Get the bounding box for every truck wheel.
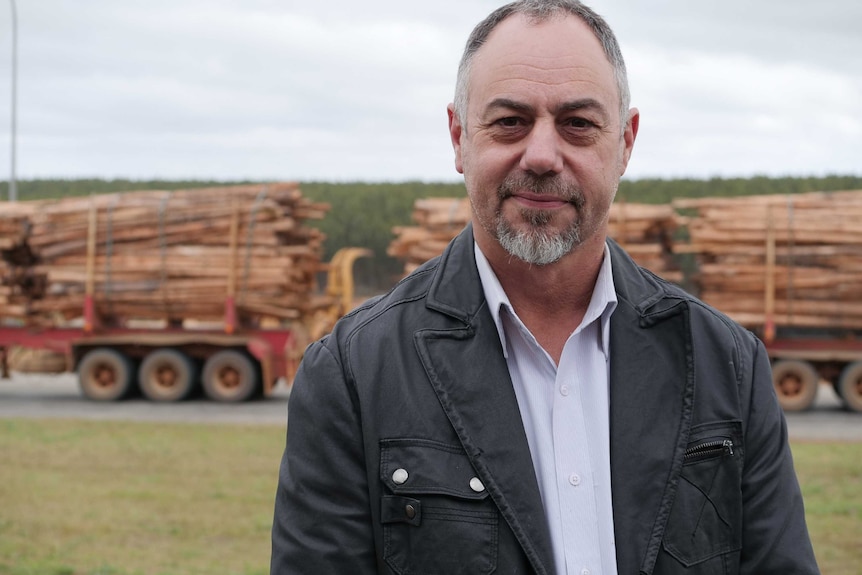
[78,348,135,401]
[837,361,862,413]
[202,350,259,402]
[772,359,819,412]
[138,349,198,402]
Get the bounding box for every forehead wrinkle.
[498,59,606,82]
[477,60,614,106]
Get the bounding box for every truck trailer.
[0,184,369,403]
[674,190,862,413]
[0,304,301,403]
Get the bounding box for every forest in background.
[3,175,861,292]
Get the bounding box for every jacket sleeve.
[270,339,378,574]
[739,336,820,573]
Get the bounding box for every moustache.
[498,173,585,209]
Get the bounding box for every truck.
[1,321,301,403]
[0,184,370,403]
[0,245,370,403]
[673,191,862,414]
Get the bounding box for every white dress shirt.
[474,242,619,575]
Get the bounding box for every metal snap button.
[469,477,485,492]
[392,468,409,485]
[405,504,416,519]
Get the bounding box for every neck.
[478,231,607,363]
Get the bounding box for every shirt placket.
[553,330,603,575]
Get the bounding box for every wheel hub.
[778,374,802,397]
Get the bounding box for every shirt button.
[560,385,570,396]
[392,468,409,485]
[581,569,591,575]
[569,473,581,486]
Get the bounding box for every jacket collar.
[426,224,672,322]
[424,224,487,323]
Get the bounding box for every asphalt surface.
[0,372,860,441]
[0,372,292,427]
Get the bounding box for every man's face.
[448,14,638,265]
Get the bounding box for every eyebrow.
[484,98,535,116]
[555,98,608,118]
[483,97,609,119]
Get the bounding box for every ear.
[447,104,465,174]
[620,107,639,175]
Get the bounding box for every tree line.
[3,175,861,292]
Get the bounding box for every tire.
[138,348,198,402]
[831,378,843,399]
[201,350,260,402]
[837,361,862,413]
[771,359,819,412]
[78,348,135,401]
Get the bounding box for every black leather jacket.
[271,225,819,575]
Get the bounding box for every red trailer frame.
[0,322,302,402]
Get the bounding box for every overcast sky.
[0,0,859,183]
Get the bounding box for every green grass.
[0,419,285,575]
[791,441,862,575]
[0,419,858,574]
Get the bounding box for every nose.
[519,120,563,176]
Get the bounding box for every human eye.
[563,116,596,130]
[495,116,524,128]
[560,115,602,144]
[486,115,529,141]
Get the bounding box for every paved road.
[1,372,860,441]
[0,372,291,427]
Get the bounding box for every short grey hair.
[453,0,631,131]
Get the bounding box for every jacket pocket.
[380,438,498,575]
[661,421,743,570]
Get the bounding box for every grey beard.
[496,215,581,266]
[494,173,584,265]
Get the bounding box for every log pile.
[388,198,471,275]
[609,200,681,283]
[0,183,333,328]
[389,197,681,281]
[673,190,862,330]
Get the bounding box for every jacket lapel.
[414,226,555,575]
[608,241,695,575]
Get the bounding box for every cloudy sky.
[0,0,859,183]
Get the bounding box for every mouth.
[508,192,570,210]
[498,173,584,212]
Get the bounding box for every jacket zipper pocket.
[684,439,734,463]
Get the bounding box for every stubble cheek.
[464,173,497,238]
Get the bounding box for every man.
[271,1,819,573]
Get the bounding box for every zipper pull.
[722,439,734,456]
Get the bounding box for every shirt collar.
[474,241,618,360]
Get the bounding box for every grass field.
[0,419,283,575]
[0,418,859,575]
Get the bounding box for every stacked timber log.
[389,197,681,282]
[0,183,332,328]
[609,200,681,283]
[388,198,471,275]
[673,190,862,331]
[0,202,39,317]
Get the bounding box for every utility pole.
[8,0,17,202]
